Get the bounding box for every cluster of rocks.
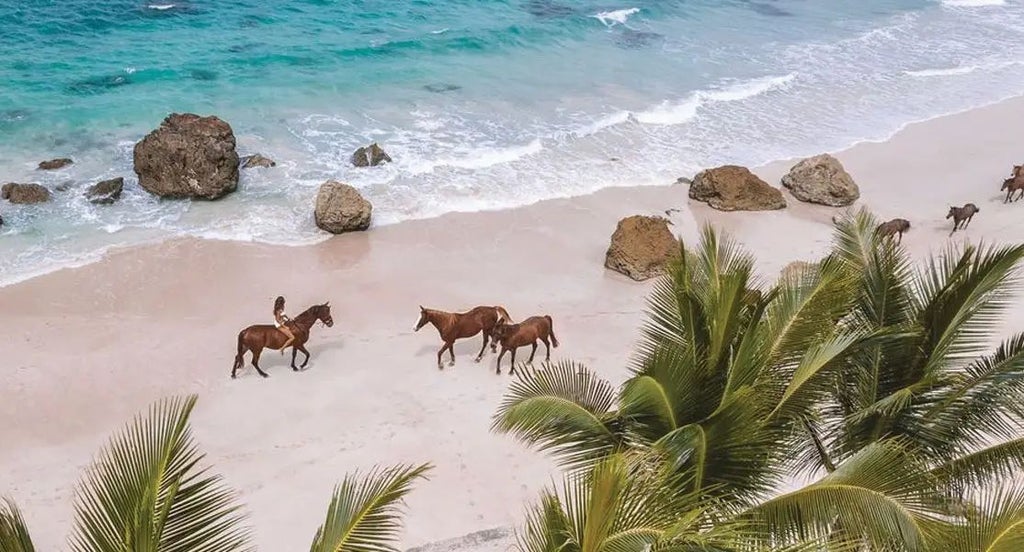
[3,112,388,234]
[604,154,860,281]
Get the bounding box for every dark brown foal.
[491,315,559,375]
[414,305,512,369]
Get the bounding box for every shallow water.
[2,0,1024,284]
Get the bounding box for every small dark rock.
[55,180,75,192]
[85,177,124,204]
[38,157,73,170]
[2,183,51,204]
[241,153,276,169]
[351,143,392,167]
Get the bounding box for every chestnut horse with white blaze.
[232,303,334,378]
[414,305,512,368]
[491,315,559,375]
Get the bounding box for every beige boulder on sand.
[314,180,372,234]
[689,165,786,211]
[604,215,679,281]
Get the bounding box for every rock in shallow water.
[133,113,239,200]
[315,180,372,234]
[241,153,276,168]
[38,157,73,170]
[781,153,859,207]
[351,143,392,167]
[85,177,124,204]
[605,215,679,281]
[2,183,51,204]
[689,165,786,211]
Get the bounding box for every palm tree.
[0,395,430,552]
[495,213,1024,550]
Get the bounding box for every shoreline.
[5,94,1024,549]
[6,90,1024,290]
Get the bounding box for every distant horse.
[232,303,334,378]
[875,218,911,244]
[414,305,512,369]
[1002,166,1024,203]
[947,203,979,236]
[491,315,559,375]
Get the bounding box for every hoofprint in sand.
[4,95,1024,550]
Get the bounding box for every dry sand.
[3,96,1024,550]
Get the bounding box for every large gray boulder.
[781,154,859,207]
[133,113,239,199]
[85,177,124,204]
[604,215,679,281]
[689,165,786,211]
[351,143,392,167]
[315,180,372,233]
[2,183,50,204]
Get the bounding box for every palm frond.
[743,441,945,551]
[310,463,431,552]
[0,498,35,552]
[69,395,252,552]
[929,486,1024,552]
[492,362,625,470]
[931,438,1024,497]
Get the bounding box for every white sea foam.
[592,8,640,27]
[147,3,176,10]
[634,73,796,125]
[942,0,1005,7]
[905,61,1019,78]
[430,28,450,34]
[409,139,544,173]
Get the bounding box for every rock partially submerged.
[38,157,73,170]
[314,180,372,234]
[2,183,51,204]
[241,153,276,169]
[133,113,239,199]
[781,154,859,207]
[604,215,679,281]
[689,165,786,211]
[351,143,392,167]
[85,177,124,204]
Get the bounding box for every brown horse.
[491,315,559,375]
[947,203,979,236]
[232,303,334,378]
[1002,166,1024,203]
[414,305,512,369]
[875,218,910,244]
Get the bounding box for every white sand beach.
[3,96,1024,550]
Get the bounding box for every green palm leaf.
[492,362,625,469]
[309,463,431,552]
[931,438,1024,496]
[0,498,35,552]
[69,395,251,552]
[743,441,945,551]
[930,487,1024,552]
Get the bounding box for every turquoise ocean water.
[1,0,1023,284]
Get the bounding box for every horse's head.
[414,306,430,332]
[898,218,910,231]
[490,320,513,342]
[317,303,334,327]
[946,207,956,219]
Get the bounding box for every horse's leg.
[542,336,552,362]
[896,231,903,245]
[509,348,518,376]
[298,345,311,368]
[232,350,245,379]
[436,344,445,370]
[475,332,488,363]
[291,347,299,371]
[495,348,507,375]
[251,349,269,378]
[527,341,537,364]
[448,341,456,366]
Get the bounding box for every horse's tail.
[233,330,246,372]
[545,315,559,348]
[495,306,512,324]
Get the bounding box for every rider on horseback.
[274,296,295,354]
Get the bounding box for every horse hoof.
[474,357,482,363]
